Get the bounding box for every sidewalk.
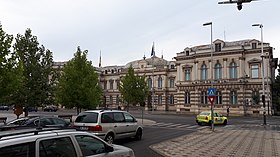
[150,125,280,157]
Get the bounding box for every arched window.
[201,91,207,104]
[169,95,174,104]
[158,77,162,89]
[158,95,162,104]
[201,64,207,80]
[185,69,191,81]
[229,62,237,79]
[215,91,222,104]
[185,92,190,104]
[252,91,260,105]
[214,63,222,80]
[147,78,152,89]
[230,91,238,105]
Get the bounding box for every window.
[116,95,119,105]
[75,112,98,123]
[252,43,257,49]
[147,78,152,89]
[75,135,106,156]
[230,91,238,105]
[104,81,107,90]
[116,80,120,89]
[109,80,114,89]
[109,95,113,104]
[214,63,222,80]
[185,69,191,81]
[215,91,222,104]
[113,112,125,122]
[101,112,114,123]
[171,64,175,69]
[185,92,190,104]
[215,43,221,52]
[0,142,35,157]
[201,64,208,80]
[170,78,175,88]
[229,62,237,79]
[169,95,174,104]
[252,91,260,105]
[158,77,162,89]
[158,95,162,104]
[251,64,259,78]
[124,112,135,122]
[39,137,77,157]
[201,91,207,104]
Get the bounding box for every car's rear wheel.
[223,119,227,125]
[135,128,142,140]
[105,133,114,144]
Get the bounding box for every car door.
[37,136,78,157]
[112,112,127,139]
[123,112,138,137]
[75,135,115,157]
[214,113,223,124]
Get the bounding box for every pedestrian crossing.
[144,122,209,130]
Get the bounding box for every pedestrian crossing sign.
[207,88,216,96]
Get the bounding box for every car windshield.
[199,112,210,116]
[75,112,98,123]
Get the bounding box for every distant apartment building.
[54,39,278,116]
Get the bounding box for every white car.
[0,128,135,157]
[74,110,143,144]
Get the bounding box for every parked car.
[196,111,228,125]
[74,110,143,144]
[0,105,9,111]
[0,128,135,157]
[43,105,58,112]
[0,116,71,131]
[25,106,38,112]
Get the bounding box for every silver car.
[0,128,135,157]
[74,110,143,144]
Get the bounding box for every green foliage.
[0,24,22,104]
[119,66,149,109]
[12,28,55,107]
[55,46,102,111]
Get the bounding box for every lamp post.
[252,23,266,125]
[203,22,214,131]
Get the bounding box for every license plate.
[79,127,88,130]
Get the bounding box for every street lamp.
[252,23,266,125]
[203,22,214,131]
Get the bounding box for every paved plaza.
[150,124,280,157]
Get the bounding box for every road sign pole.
[211,102,214,131]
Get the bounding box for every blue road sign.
[207,88,216,96]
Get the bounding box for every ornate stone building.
[54,39,278,116]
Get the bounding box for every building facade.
[55,39,278,116]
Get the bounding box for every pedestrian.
[118,106,121,110]
[227,107,230,117]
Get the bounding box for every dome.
[124,56,169,68]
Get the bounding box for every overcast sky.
[0,0,279,67]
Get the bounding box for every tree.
[55,46,102,114]
[119,66,149,111]
[12,28,55,115]
[0,23,22,104]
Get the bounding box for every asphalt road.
[1,109,279,157]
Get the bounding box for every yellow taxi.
[196,111,228,125]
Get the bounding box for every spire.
[99,50,101,67]
[161,50,163,59]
